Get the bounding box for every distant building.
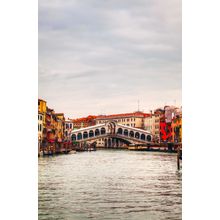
[73,115,97,129]
[64,119,74,141]
[155,106,182,143]
[38,99,47,141]
[95,111,150,129]
[54,113,65,142]
[171,108,182,143]
[38,112,43,140]
[144,113,160,142]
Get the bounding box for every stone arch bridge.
[71,121,154,147]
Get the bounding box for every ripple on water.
[39,150,182,220]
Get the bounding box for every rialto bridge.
[71,121,154,147]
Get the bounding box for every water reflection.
[39,150,182,220]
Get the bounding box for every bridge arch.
[106,121,116,134]
[124,129,128,136]
[83,131,88,139]
[117,128,123,134]
[129,130,134,137]
[89,130,94,138]
[101,127,106,135]
[141,134,145,140]
[77,133,82,140]
[95,129,100,136]
[135,132,140,139]
[147,135,152,142]
[72,134,76,141]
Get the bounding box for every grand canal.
[39,150,182,220]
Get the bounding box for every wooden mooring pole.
[177,144,180,170]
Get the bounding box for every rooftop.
[96,112,150,120]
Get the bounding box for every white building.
[38,113,43,140]
[64,119,74,141]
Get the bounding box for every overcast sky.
[39,0,181,118]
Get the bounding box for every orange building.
[171,116,182,143]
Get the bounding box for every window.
[70,124,72,129]
[40,124,42,131]
[127,118,129,122]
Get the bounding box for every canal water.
[39,150,182,220]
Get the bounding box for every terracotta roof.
[96,112,150,120]
[73,115,97,123]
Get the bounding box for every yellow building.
[38,99,47,141]
[38,99,47,125]
[144,114,160,141]
[54,113,65,141]
[171,117,182,143]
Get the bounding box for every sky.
[39,0,181,118]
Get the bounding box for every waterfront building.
[144,113,160,142]
[38,99,47,137]
[95,111,150,129]
[46,107,56,144]
[94,111,150,147]
[64,119,74,141]
[54,113,65,142]
[155,106,182,143]
[38,112,43,140]
[38,99,47,114]
[171,108,182,143]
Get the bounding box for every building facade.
[95,112,149,129]
[171,116,182,143]
[154,106,182,143]
[144,114,160,142]
[64,119,74,141]
[38,99,47,141]
[38,113,43,140]
[54,113,65,142]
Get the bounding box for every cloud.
[39,0,181,118]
